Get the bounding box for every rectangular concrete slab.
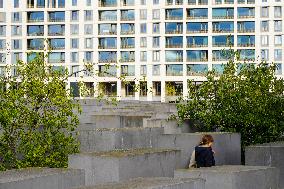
[245,142,284,188]
[71,177,205,189]
[174,165,279,189]
[155,132,241,168]
[0,167,85,189]
[78,127,163,152]
[68,148,181,186]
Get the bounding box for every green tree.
[0,53,80,171]
[176,50,284,150]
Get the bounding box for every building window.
[275,49,282,61]
[84,10,93,21]
[275,35,282,46]
[12,25,21,35]
[274,6,282,18]
[72,0,77,6]
[152,9,160,20]
[84,24,93,35]
[140,65,147,75]
[153,37,160,48]
[85,38,93,49]
[153,0,159,4]
[140,37,147,47]
[71,38,79,49]
[12,12,20,22]
[261,7,269,17]
[71,11,79,21]
[153,65,160,76]
[140,9,147,20]
[153,51,160,61]
[140,51,147,61]
[14,0,19,8]
[71,52,78,62]
[274,20,282,32]
[261,35,269,46]
[153,23,160,34]
[261,21,269,32]
[86,0,91,6]
[261,49,269,61]
[70,24,79,35]
[0,0,3,8]
[12,39,21,50]
[140,23,147,33]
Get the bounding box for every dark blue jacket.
[195,146,215,168]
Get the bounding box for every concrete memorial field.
[0,101,280,189]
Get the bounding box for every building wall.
[0,0,283,102]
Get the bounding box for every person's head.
[199,134,214,147]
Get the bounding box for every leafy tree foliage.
[0,53,80,171]
[177,51,284,148]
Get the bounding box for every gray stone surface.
[245,142,284,188]
[69,148,181,186]
[144,119,190,134]
[155,132,241,168]
[78,115,147,128]
[0,167,85,189]
[71,177,205,189]
[78,127,163,152]
[174,165,279,189]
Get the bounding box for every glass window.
[70,24,79,35]
[153,9,160,19]
[14,0,19,8]
[140,9,147,20]
[274,6,282,18]
[72,0,77,6]
[153,0,159,4]
[84,24,93,35]
[84,10,93,21]
[275,20,282,32]
[140,51,147,61]
[274,49,282,61]
[140,65,147,76]
[140,23,147,33]
[140,37,147,47]
[71,52,78,62]
[261,7,269,17]
[153,65,160,76]
[153,23,160,34]
[261,21,269,32]
[261,35,269,46]
[71,10,79,21]
[275,35,282,46]
[86,0,91,6]
[261,49,269,61]
[71,38,79,48]
[153,37,160,48]
[153,51,160,61]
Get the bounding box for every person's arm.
[188,150,196,168]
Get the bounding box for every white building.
[0,0,283,102]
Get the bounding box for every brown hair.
[199,134,214,145]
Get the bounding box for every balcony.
[187,64,208,76]
[187,36,208,48]
[27,11,44,22]
[212,35,234,47]
[120,52,135,62]
[166,64,183,76]
[166,9,183,20]
[27,39,44,50]
[121,10,135,21]
[98,65,117,77]
[48,39,65,50]
[99,24,117,35]
[237,8,255,19]
[99,52,117,63]
[212,21,234,33]
[212,8,234,19]
[187,22,208,33]
[212,50,234,61]
[187,8,208,19]
[121,0,134,6]
[198,0,208,5]
[237,35,255,47]
[238,49,255,61]
[224,0,234,4]
[98,38,117,49]
[27,25,44,36]
[165,50,183,62]
[98,0,117,7]
[121,23,135,35]
[237,21,255,33]
[166,37,183,48]
[187,50,208,62]
[48,12,65,22]
[99,11,117,21]
[48,25,65,36]
[165,22,183,34]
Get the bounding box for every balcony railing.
[212,29,234,33]
[28,32,44,36]
[48,32,64,36]
[27,46,44,50]
[165,30,183,34]
[187,57,208,62]
[121,44,135,48]
[166,16,183,20]
[212,15,234,19]
[166,58,183,62]
[187,16,208,19]
[187,44,208,48]
[99,16,117,21]
[120,58,135,62]
[238,15,255,19]
[50,46,65,50]
[166,44,183,48]
[48,18,65,22]
[98,45,117,49]
[212,42,231,47]
[99,31,117,35]
[237,29,255,33]
[121,17,135,21]
[48,59,65,63]
[224,0,234,4]
[212,57,228,61]
[186,29,208,33]
[237,43,255,47]
[27,18,44,23]
[120,30,135,35]
[99,59,117,63]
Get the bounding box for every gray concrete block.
[68,148,181,186]
[78,127,163,152]
[0,167,85,189]
[71,177,205,189]
[78,115,147,128]
[245,142,284,188]
[144,119,190,134]
[174,165,279,189]
[155,132,241,168]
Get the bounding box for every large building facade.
[0,0,283,101]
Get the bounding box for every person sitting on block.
[188,134,215,168]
